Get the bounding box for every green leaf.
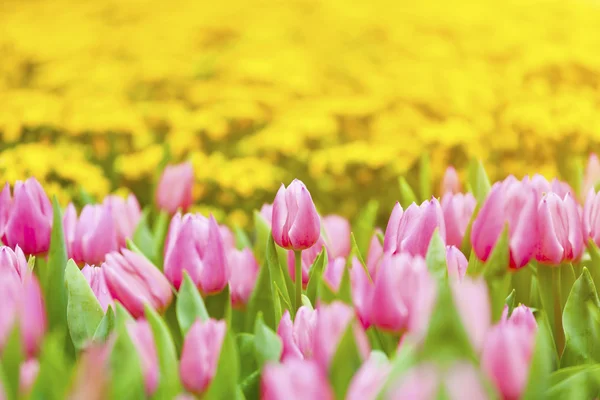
[329,323,363,399]
[266,236,292,313]
[350,232,372,284]
[0,325,23,400]
[126,238,147,259]
[29,330,73,400]
[65,259,104,350]
[419,153,432,201]
[301,294,313,309]
[319,262,353,306]
[425,229,447,281]
[110,318,145,399]
[204,330,240,400]
[273,281,293,312]
[522,313,555,399]
[468,159,491,204]
[246,253,276,332]
[585,239,600,296]
[132,208,155,262]
[561,268,600,367]
[145,305,181,399]
[546,364,600,400]
[505,289,516,316]
[234,226,252,250]
[44,197,68,331]
[352,200,379,257]
[378,342,416,399]
[306,249,327,304]
[488,274,512,323]
[205,286,232,325]
[93,306,115,342]
[398,177,418,208]
[78,186,96,205]
[176,272,209,334]
[27,255,36,271]
[253,312,283,368]
[237,333,258,380]
[114,302,135,324]
[152,210,170,269]
[253,210,271,265]
[460,202,480,256]
[483,225,509,279]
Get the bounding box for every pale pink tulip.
[528,174,573,201]
[442,192,476,247]
[350,257,373,329]
[126,320,159,395]
[583,153,600,198]
[261,359,334,400]
[19,359,40,395]
[322,215,351,259]
[582,189,600,247]
[259,203,273,225]
[156,162,194,214]
[441,166,461,194]
[450,276,491,352]
[366,230,383,278]
[347,356,391,400]
[277,307,317,361]
[228,248,259,307]
[323,257,346,291]
[103,194,141,247]
[0,183,11,241]
[81,264,113,312]
[446,245,468,280]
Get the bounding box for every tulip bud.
[450,276,491,352]
[582,189,600,247]
[277,307,317,361]
[446,245,468,280]
[442,192,476,247]
[103,194,141,248]
[583,153,600,198]
[347,356,391,400]
[471,177,538,269]
[313,301,369,371]
[441,166,460,194]
[164,213,229,293]
[228,248,259,307]
[286,236,328,286]
[366,229,383,278]
[384,199,446,257]
[180,319,226,394]
[272,179,320,250]
[322,215,351,259]
[19,359,39,396]
[81,264,113,312]
[103,249,173,318]
[261,359,334,400]
[503,305,537,335]
[3,178,52,255]
[536,192,583,264]
[156,162,194,214]
[126,320,159,395]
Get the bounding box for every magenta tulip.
[228,248,259,307]
[536,192,583,264]
[103,249,173,318]
[64,203,118,265]
[81,264,113,312]
[346,356,391,400]
[366,229,383,277]
[3,178,52,255]
[446,245,468,280]
[164,213,229,293]
[126,320,159,395]
[441,166,460,194]
[582,188,600,247]
[471,177,538,269]
[261,359,334,400]
[322,215,351,258]
[442,192,476,247]
[450,276,491,352]
[286,236,328,286]
[583,153,600,198]
[103,194,141,247]
[180,319,226,394]
[272,179,320,251]
[277,307,317,361]
[156,162,194,214]
[383,199,446,257]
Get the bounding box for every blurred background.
[2,0,600,227]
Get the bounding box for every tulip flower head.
[286,236,328,286]
[103,194,141,247]
[441,166,460,194]
[366,229,384,278]
[272,179,321,251]
[582,188,600,247]
[322,214,351,259]
[261,359,334,400]
[583,153,600,197]
[450,276,491,352]
[228,248,259,307]
[81,264,113,312]
[277,307,317,361]
[259,203,273,225]
[442,192,476,247]
[155,162,194,214]
[346,356,391,400]
[446,245,468,280]
[126,320,159,396]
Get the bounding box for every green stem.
[295,250,302,313]
[553,267,565,354]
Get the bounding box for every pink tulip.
[64,203,118,265]
[582,189,600,247]
[164,213,229,293]
[126,320,159,395]
[386,363,440,399]
[368,254,437,339]
[81,264,113,312]
[384,199,446,257]
[286,236,328,286]
[3,178,52,255]
[536,192,583,264]
[442,192,476,247]
[180,319,226,394]
[259,203,273,225]
[0,244,29,279]
[272,179,321,251]
[446,245,468,280]
[583,153,600,198]
[527,174,573,202]
[219,225,236,250]
[68,344,110,400]
[322,215,351,259]
[450,276,491,352]
[228,248,259,307]
[323,257,346,291]
[471,177,538,269]
[313,301,369,371]
[350,257,373,329]
[503,305,537,335]
[366,230,383,278]
[103,194,141,247]
[156,162,194,214]
[277,307,317,361]
[19,359,39,395]
[441,166,461,194]
[0,183,11,240]
[347,356,391,400]
[103,249,173,318]
[261,359,334,400]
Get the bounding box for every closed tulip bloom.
[536,192,583,264]
[81,264,113,312]
[347,356,391,400]
[103,249,173,318]
[286,236,328,286]
[446,245,468,280]
[322,215,351,258]
[503,305,537,335]
[313,301,369,371]
[471,177,538,269]
[383,202,403,253]
[261,359,334,400]
[219,225,236,250]
[180,319,226,394]
[442,192,476,247]
[103,194,141,247]
[126,320,159,396]
[3,178,52,255]
[450,277,491,352]
[0,244,29,280]
[64,203,118,265]
[582,189,600,246]
[441,166,461,194]
[583,153,600,198]
[323,257,346,291]
[366,229,383,277]
[228,248,259,307]
[272,179,320,251]
[156,162,194,214]
[164,213,229,293]
[277,307,317,361]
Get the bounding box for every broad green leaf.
[246,254,276,332]
[419,153,432,201]
[468,159,491,204]
[273,281,292,313]
[546,365,600,400]
[561,268,600,367]
[253,210,271,264]
[93,306,115,342]
[239,370,260,400]
[425,229,447,281]
[234,226,252,250]
[45,197,68,331]
[65,259,104,350]
[522,314,554,399]
[133,208,155,262]
[29,330,72,400]
[306,249,327,304]
[301,294,313,309]
[205,286,232,325]
[110,317,145,399]
[329,323,363,399]
[114,302,135,324]
[126,238,147,259]
[366,327,398,357]
[152,210,170,269]
[488,274,512,322]
[511,265,534,307]
[176,272,209,334]
[585,239,600,296]
[253,313,283,368]
[0,325,23,400]
[505,289,516,316]
[266,236,292,312]
[145,305,181,399]
[398,177,418,208]
[352,200,379,257]
[350,232,372,284]
[204,330,240,400]
[237,333,258,380]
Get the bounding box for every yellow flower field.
[2,0,600,226]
